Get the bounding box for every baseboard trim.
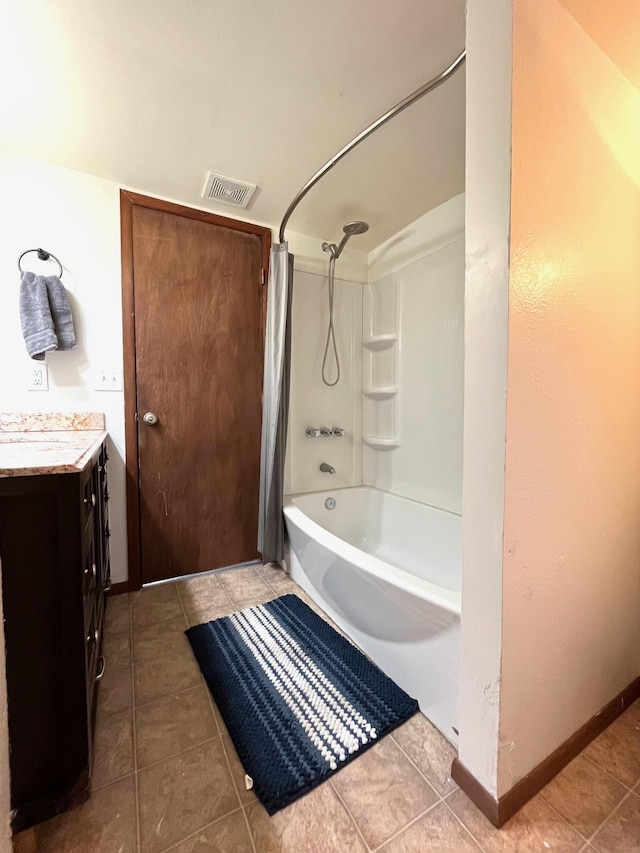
[108,581,132,596]
[451,676,640,827]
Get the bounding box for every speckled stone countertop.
[0,413,107,478]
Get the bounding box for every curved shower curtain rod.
[278,49,466,245]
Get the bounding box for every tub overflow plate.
[325,497,336,510]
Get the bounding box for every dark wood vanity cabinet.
[0,441,111,832]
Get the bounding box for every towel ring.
[17,248,63,279]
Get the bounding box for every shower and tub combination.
[258,50,466,746]
[284,488,462,744]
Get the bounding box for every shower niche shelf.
[362,280,401,450]
[363,333,398,350]
[363,386,398,399]
[363,436,399,449]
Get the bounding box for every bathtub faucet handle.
[319,463,336,474]
[331,427,345,437]
[319,426,332,437]
[305,427,320,438]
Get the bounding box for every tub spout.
[319,462,335,474]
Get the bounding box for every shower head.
[333,220,370,259]
[342,221,369,236]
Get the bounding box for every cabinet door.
[96,445,111,593]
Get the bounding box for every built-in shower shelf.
[363,386,398,399]
[363,435,399,449]
[363,334,398,350]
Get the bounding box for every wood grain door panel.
[131,205,264,583]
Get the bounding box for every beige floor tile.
[131,583,185,629]
[331,735,439,849]
[256,562,283,578]
[218,568,270,604]
[178,573,232,607]
[392,712,458,796]
[540,754,628,838]
[97,664,133,718]
[92,709,135,790]
[230,592,279,610]
[266,578,299,596]
[221,732,257,806]
[132,615,190,664]
[447,789,584,852]
[624,699,640,726]
[135,686,218,768]
[246,783,366,852]
[583,714,640,789]
[104,593,131,634]
[208,695,225,731]
[138,739,239,853]
[591,790,640,853]
[31,775,138,853]
[12,828,38,853]
[258,565,297,592]
[380,802,480,852]
[134,650,203,705]
[103,624,132,669]
[183,599,239,628]
[166,809,253,852]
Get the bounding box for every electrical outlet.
[27,364,49,391]
[95,368,123,392]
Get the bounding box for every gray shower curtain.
[257,243,293,563]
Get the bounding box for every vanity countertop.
[0,413,107,478]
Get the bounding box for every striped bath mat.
[185,593,418,814]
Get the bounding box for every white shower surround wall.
[284,486,462,744]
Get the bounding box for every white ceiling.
[0,0,465,251]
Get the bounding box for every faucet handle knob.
[331,427,345,437]
[305,427,320,438]
[319,426,332,436]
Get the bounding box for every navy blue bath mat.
[185,593,418,814]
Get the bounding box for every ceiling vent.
[202,171,257,209]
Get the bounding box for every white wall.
[287,270,363,494]
[0,150,367,584]
[0,150,129,585]
[457,0,512,798]
[363,196,464,513]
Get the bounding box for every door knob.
[143,411,159,426]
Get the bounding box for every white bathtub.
[283,486,461,746]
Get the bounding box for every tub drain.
[325,497,336,510]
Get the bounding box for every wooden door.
[121,192,270,586]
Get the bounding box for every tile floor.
[13,565,640,852]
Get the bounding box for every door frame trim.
[119,190,272,591]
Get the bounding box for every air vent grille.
[202,172,257,209]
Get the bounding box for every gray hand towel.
[45,275,76,351]
[19,271,57,360]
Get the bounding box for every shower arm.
[278,49,466,245]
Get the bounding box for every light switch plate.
[95,368,123,392]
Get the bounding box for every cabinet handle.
[92,563,97,580]
[94,627,99,644]
[95,656,106,682]
[83,493,96,508]
[102,579,112,593]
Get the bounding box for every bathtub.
[283,486,461,746]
